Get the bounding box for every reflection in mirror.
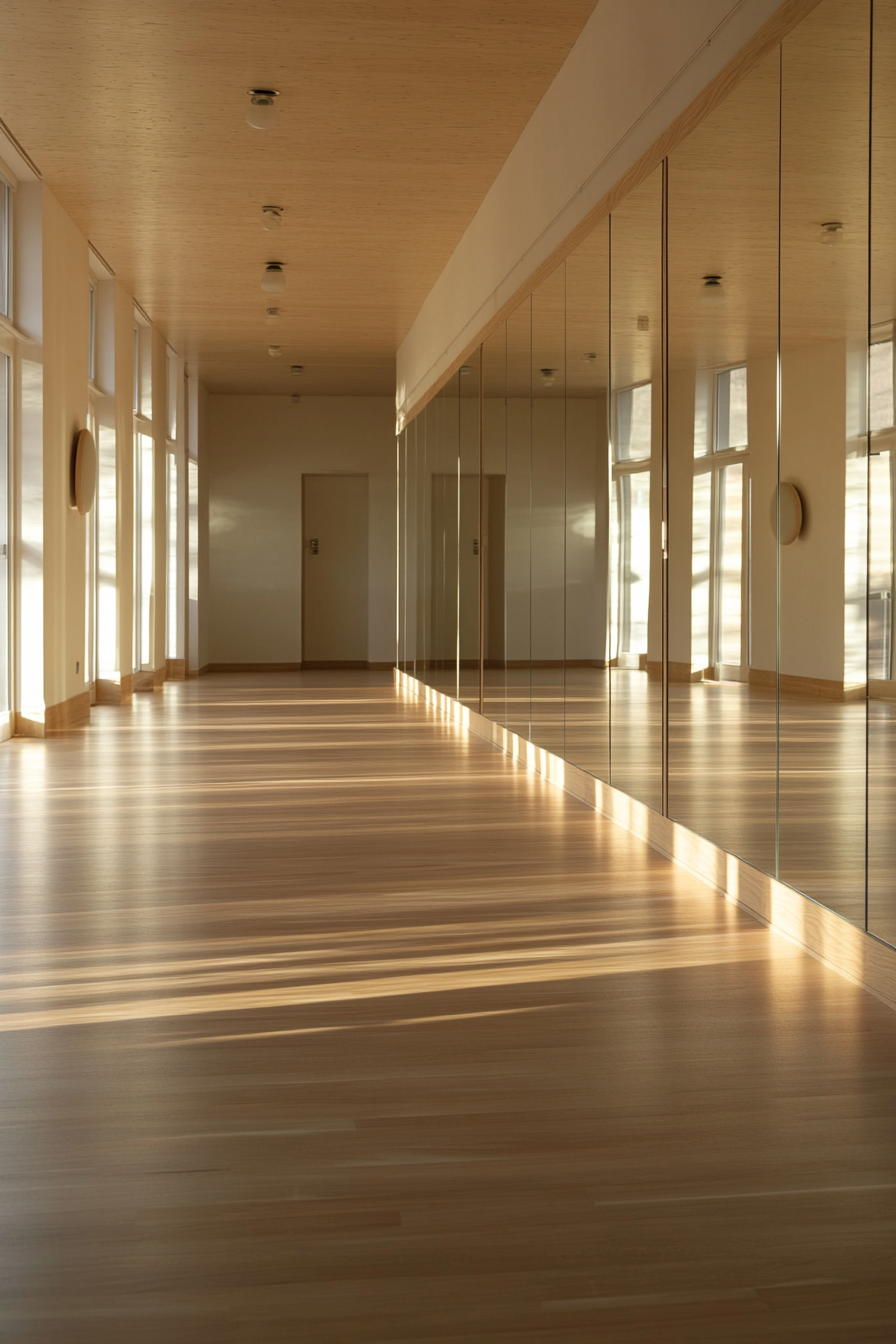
[869,0,896,944]
[608,167,663,811]
[502,298,533,739]
[666,47,779,874]
[397,426,408,673]
[458,354,482,709]
[482,323,510,727]
[426,374,461,697]
[779,0,869,921]
[530,265,567,755]
[564,219,610,781]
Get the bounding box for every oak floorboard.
[0,671,892,1342]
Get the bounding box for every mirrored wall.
[398,0,896,951]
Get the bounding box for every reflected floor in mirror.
[484,668,878,927]
[0,671,893,1343]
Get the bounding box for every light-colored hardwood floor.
[0,671,893,1342]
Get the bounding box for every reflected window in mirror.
[610,382,652,669]
[869,329,895,681]
[691,365,750,681]
[613,382,652,462]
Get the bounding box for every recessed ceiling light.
[262,205,283,231]
[459,364,472,375]
[290,365,304,376]
[268,345,282,358]
[820,221,844,246]
[261,263,286,293]
[541,367,556,387]
[266,307,281,325]
[247,89,280,130]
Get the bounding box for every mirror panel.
[778,0,869,921]
[530,264,567,755]
[458,353,482,709]
[482,323,510,726]
[666,48,780,873]
[869,0,896,944]
[564,219,611,780]
[608,167,663,811]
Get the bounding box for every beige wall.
[208,396,396,666]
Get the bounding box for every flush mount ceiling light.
[701,275,727,306]
[262,205,283,231]
[583,352,597,363]
[247,89,280,130]
[261,263,286,293]
[290,364,304,376]
[820,221,844,246]
[541,367,556,387]
[265,307,281,325]
[268,345,282,358]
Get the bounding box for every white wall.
[396,0,800,424]
[208,396,396,666]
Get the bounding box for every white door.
[302,474,369,666]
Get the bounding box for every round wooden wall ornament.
[71,428,97,514]
[770,481,803,545]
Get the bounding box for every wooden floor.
[0,671,893,1342]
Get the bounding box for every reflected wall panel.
[869,0,896,945]
[458,355,482,709]
[504,298,533,739]
[779,0,869,923]
[530,266,567,755]
[426,375,460,697]
[608,167,663,812]
[666,48,779,875]
[482,324,510,727]
[564,221,610,781]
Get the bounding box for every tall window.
[691,365,749,678]
[0,349,9,713]
[869,334,895,680]
[133,317,153,670]
[0,174,11,319]
[610,383,651,668]
[165,347,180,662]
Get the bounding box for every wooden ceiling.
[0,1,598,394]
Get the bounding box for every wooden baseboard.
[367,662,396,671]
[204,662,304,673]
[166,659,186,682]
[95,674,135,705]
[396,668,896,1015]
[45,691,91,732]
[301,660,368,670]
[750,668,865,701]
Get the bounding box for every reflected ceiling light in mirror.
[290,364,304,376]
[247,89,280,130]
[261,263,286,293]
[583,352,597,363]
[637,315,650,331]
[268,345,282,358]
[262,205,283,230]
[541,368,556,387]
[819,221,844,246]
[459,364,472,376]
[266,307,281,325]
[700,275,726,306]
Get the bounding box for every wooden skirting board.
[204,662,395,673]
[166,658,186,682]
[396,667,896,1014]
[95,674,135,705]
[43,690,92,733]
